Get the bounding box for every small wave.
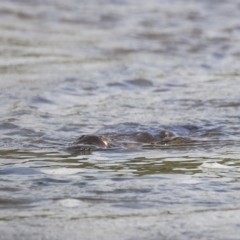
[199,162,235,170]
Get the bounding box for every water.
[0,0,240,239]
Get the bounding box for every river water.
[0,0,240,239]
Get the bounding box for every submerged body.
[68,123,192,153]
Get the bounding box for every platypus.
[68,129,191,153]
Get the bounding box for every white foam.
[41,168,85,175]
[58,199,87,208]
[199,162,235,170]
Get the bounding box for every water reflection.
[1,0,240,239]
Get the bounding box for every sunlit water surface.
[0,0,240,239]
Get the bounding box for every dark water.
[1,0,240,239]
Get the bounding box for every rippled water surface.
[1,0,240,239]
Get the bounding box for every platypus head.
[76,135,110,148]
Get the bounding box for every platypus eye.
[163,131,175,138]
[164,131,170,137]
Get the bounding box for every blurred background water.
[0,0,240,239]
